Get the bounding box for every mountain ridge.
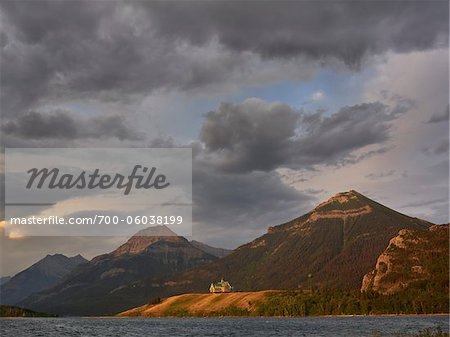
[19,190,434,315]
[0,254,87,305]
[138,190,432,295]
[190,240,232,258]
[19,227,219,315]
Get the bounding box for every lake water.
[0,316,448,337]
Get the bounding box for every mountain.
[19,191,434,315]
[105,225,180,257]
[152,190,431,293]
[190,241,232,258]
[0,277,11,286]
[20,225,218,315]
[111,190,432,301]
[0,254,87,305]
[361,224,449,294]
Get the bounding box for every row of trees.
[254,287,449,317]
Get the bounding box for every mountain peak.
[133,225,178,237]
[308,190,375,222]
[315,190,363,209]
[110,225,184,257]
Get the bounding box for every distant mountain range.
[190,241,232,258]
[19,226,219,315]
[18,190,444,316]
[0,254,87,305]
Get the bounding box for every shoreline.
[112,313,450,319]
[2,313,449,319]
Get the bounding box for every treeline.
[148,286,448,318]
[0,305,58,317]
[254,287,449,317]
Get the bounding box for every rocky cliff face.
[361,224,449,294]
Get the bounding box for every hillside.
[0,276,11,286]
[19,226,218,315]
[111,190,431,303]
[173,191,430,291]
[117,291,272,317]
[0,254,87,305]
[19,191,435,316]
[361,224,449,294]
[118,288,448,318]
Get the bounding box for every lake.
[1,315,448,336]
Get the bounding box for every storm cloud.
[2,110,143,141]
[199,98,408,173]
[1,1,447,118]
[143,1,448,64]
[192,166,315,247]
[427,105,449,123]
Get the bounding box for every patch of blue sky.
[226,66,377,115]
[148,65,378,141]
[43,65,377,142]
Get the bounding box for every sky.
[0,0,449,276]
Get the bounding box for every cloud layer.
[3,110,143,140]
[200,98,409,172]
[1,1,447,118]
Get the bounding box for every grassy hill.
[117,288,449,317]
[117,291,272,317]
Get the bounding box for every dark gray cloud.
[1,1,447,119]
[200,99,300,172]
[294,102,406,166]
[143,1,448,65]
[335,146,393,167]
[365,170,396,180]
[0,1,111,116]
[192,166,315,247]
[427,105,449,123]
[423,138,449,155]
[304,188,324,195]
[2,110,143,141]
[200,99,407,173]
